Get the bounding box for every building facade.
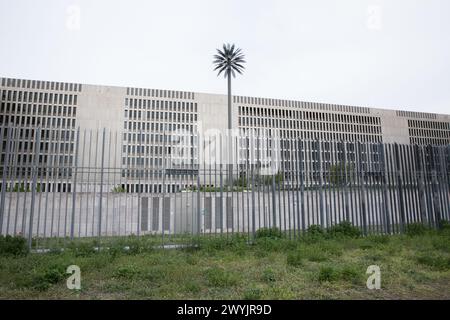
[0,76,449,193]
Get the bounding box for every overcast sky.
[0,0,449,114]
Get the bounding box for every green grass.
[0,229,449,299]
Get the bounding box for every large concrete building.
[1,76,449,193]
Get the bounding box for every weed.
[243,287,262,300]
[340,266,361,284]
[206,267,238,287]
[113,265,141,279]
[286,251,303,267]
[417,255,450,271]
[261,268,276,283]
[184,281,201,293]
[0,235,28,256]
[327,221,361,238]
[255,227,283,239]
[317,266,339,282]
[405,223,429,236]
[31,265,66,291]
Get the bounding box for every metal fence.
[0,125,449,249]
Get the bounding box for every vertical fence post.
[271,135,277,229]
[414,145,427,225]
[357,142,368,235]
[28,127,41,250]
[161,131,167,244]
[342,141,350,222]
[137,129,142,237]
[429,145,442,228]
[196,131,201,237]
[98,128,106,240]
[70,127,80,240]
[394,143,406,233]
[380,142,391,234]
[250,131,256,239]
[317,139,325,228]
[0,126,12,234]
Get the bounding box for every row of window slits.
[1,90,78,105]
[397,110,437,120]
[233,96,370,114]
[1,78,82,92]
[407,119,450,146]
[126,87,194,100]
[237,107,382,143]
[122,94,198,173]
[239,128,382,144]
[238,106,380,124]
[125,98,197,112]
[409,137,450,146]
[408,119,450,131]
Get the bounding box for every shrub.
[206,267,238,287]
[31,265,66,291]
[113,265,142,279]
[0,235,29,256]
[184,281,201,294]
[66,241,96,257]
[307,225,325,237]
[255,227,282,239]
[439,220,450,231]
[431,236,450,252]
[318,266,339,282]
[199,235,246,252]
[417,255,450,271]
[303,248,328,262]
[405,223,428,236]
[261,268,276,283]
[367,235,390,245]
[111,185,126,193]
[327,221,361,238]
[286,251,303,267]
[243,287,262,300]
[340,266,361,283]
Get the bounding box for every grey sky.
[0,0,449,114]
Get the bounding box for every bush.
[31,265,66,291]
[286,251,303,267]
[405,223,428,236]
[255,227,283,239]
[0,235,29,256]
[307,225,325,237]
[367,235,390,245]
[198,235,247,252]
[417,255,450,271]
[66,241,97,257]
[327,221,361,238]
[439,220,450,231]
[431,236,450,252]
[113,265,142,279]
[303,247,328,262]
[206,267,238,287]
[340,266,361,283]
[261,268,276,283]
[317,266,339,282]
[111,185,126,193]
[243,287,262,300]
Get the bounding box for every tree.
[213,44,246,185]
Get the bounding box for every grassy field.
[1,224,450,299]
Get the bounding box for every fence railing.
[0,126,449,249]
